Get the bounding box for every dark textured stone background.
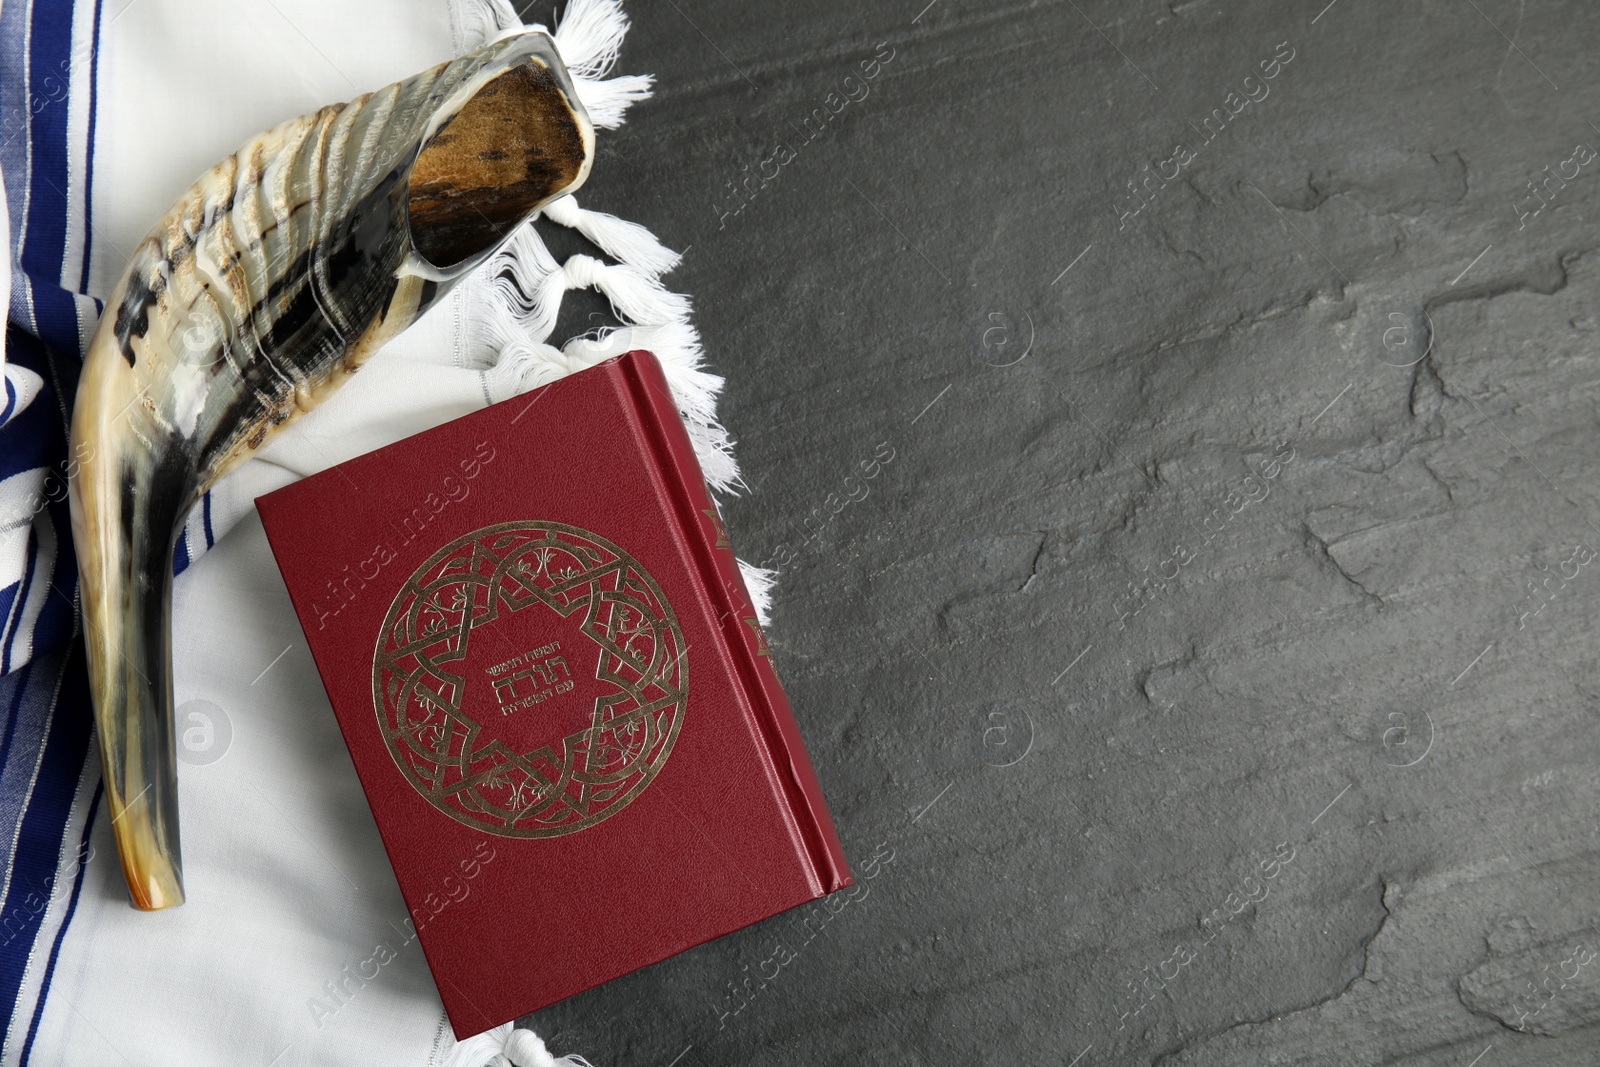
[520,0,1600,1063]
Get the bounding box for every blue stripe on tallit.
[0,642,91,1045]
[0,535,35,674]
[31,497,77,662]
[0,655,37,838]
[0,330,58,484]
[0,0,102,1054]
[18,778,100,1067]
[20,2,71,286]
[75,0,100,296]
[0,586,18,651]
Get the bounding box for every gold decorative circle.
[372,521,687,838]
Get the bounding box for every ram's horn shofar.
[68,30,593,910]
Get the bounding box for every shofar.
[68,29,594,910]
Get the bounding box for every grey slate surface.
[521,0,1600,1062]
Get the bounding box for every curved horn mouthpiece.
[69,30,593,910]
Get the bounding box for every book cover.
[255,350,852,1038]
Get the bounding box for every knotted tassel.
[452,0,774,637]
[442,1023,596,1067]
[541,194,681,277]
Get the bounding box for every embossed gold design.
[702,507,732,549]
[373,522,687,838]
[744,616,771,658]
[700,479,732,548]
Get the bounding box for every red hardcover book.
[256,350,851,1038]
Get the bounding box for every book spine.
[616,352,853,894]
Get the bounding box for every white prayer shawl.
[0,0,769,1063]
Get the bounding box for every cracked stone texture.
[517,0,1600,1063]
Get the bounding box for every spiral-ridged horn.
[68,29,593,910]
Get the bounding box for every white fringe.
[448,0,520,56]
[461,0,654,129]
[449,0,772,617]
[540,0,654,129]
[442,1023,595,1067]
[540,194,680,277]
[738,558,779,616]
